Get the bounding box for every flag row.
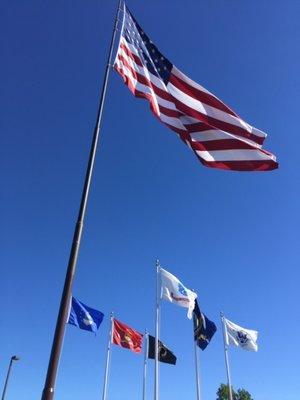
[68,266,258,358]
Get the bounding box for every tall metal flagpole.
[154,260,161,400]
[102,313,114,400]
[41,1,123,399]
[142,330,149,400]
[193,338,201,400]
[220,312,233,400]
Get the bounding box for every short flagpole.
[193,338,201,400]
[154,259,161,400]
[142,330,149,400]
[1,356,20,400]
[102,313,114,400]
[41,1,123,399]
[220,312,233,400]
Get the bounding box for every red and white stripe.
[114,36,278,171]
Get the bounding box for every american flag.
[114,5,278,171]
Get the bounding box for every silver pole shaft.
[102,313,114,400]
[143,331,149,400]
[221,313,233,400]
[193,340,201,400]
[154,260,160,400]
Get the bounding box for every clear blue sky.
[1,1,299,399]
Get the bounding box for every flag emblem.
[83,314,94,326]
[122,333,133,346]
[158,344,167,358]
[237,331,250,346]
[178,283,188,296]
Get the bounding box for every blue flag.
[193,300,217,350]
[68,297,104,334]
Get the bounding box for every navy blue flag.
[68,297,104,334]
[193,300,217,350]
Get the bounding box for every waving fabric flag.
[148,335,177,365]
[114,5,278,171]
[160,268,197,319]
[224,318,258,351]
[113,318,143,353]
[67,297,104,334]
[193,300,217,350]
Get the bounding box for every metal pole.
[102,313,114,400]
[1,356,20,400]
[41,1,123,399]
[220,313,233,400]
[193,340,201,400]
[154,260,161,400]
[142,331,149,400]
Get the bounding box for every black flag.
[148,335,176,365]
[193,300,217,350]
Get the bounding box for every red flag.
[112,318,143,353]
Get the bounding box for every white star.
[83,313,93,326]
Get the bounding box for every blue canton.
[122,7,172,85]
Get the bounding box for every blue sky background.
[1,1,299,399]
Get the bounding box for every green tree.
[236,389,253,400]
[216,383,237,400]
[216,384,253,400]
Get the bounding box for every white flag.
[160,268,197,319]
[224,318,258,351]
